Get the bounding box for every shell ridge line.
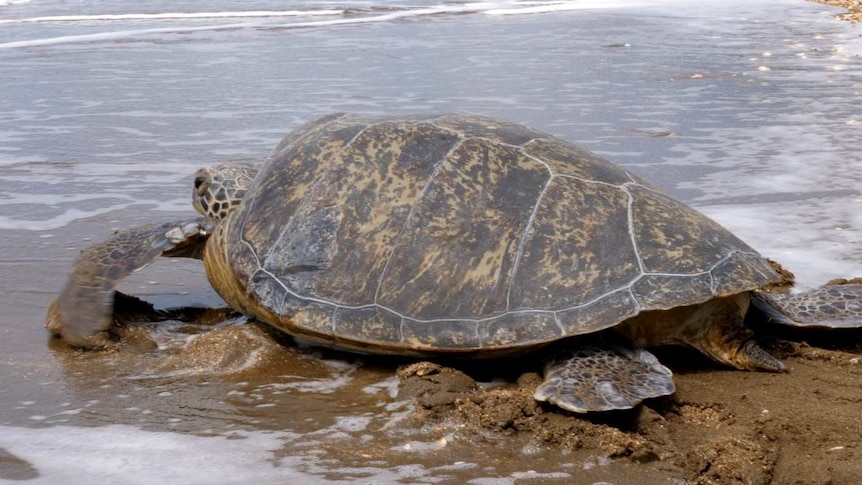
[372,134,466,304]
[505,171,554,312]
[252,261,344,312]
[554,172,627,188]
[398,307,553,324]
[428,113,458,125]
[519,139,631,189]
[642,250,761,279]
[235,113,348,248]
[504,146,638,313]
[262,119,379,266]
[233,186,262,261]
[546,286,639,319]
[622,182,647,275]
[519,137,555,148]
[426,117,465,137]
[623,170,640,185]
[237,239,275,308]
[518,146,555,176]
[254,267,651,326]
[619,274,645,309]
[552,312,564,335]
[706,249,770,292]
[519,142,630,189]
[624,249,766,312]
[627,286,643,313]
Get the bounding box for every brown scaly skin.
[46,219,215,348]
[615,293,785,372]
[46,164,257,350]
[192,163,257,219]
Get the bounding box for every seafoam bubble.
[256,359,358,394]
[0,0,762,50]
[700,199,862,287]
[0,425,309,483]
[0,10,345,25]
[334,415,373,432]
[259,372,354,394]
[362,375,400,399]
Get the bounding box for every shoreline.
[813,0,862,21]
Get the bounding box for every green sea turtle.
[45,113,862,413]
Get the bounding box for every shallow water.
[1,0,861,483]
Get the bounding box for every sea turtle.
[45,113,862,413]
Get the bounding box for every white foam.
[362,375,400,399]
[484,0,655,15]
[266,4,499,29]
[0,9,344,25]
[0,425,307,484]
[0,1,709,50]
[260,367,355,393]
[699,199,862,288]
[0,419,485,483]
[484,0,758,15]
[0,0,30,5]
[0,207,132,231]
[0,22,259,49]
[334,415,373,432]
[0,3,493,49]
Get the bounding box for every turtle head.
[192,163,259,220]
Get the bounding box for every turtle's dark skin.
[46,113,862,413]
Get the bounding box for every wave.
[0,9,344,25]
[485,0,652,15]
[0,160,200,230]
[0,1,669,49]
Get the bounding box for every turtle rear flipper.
[534,342,675,413]
[46,218,214,349]
[752,285,862,329]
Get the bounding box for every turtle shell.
[224,113,780,353]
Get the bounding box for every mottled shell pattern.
[222,113,780,353]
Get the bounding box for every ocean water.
[1,0,861,483]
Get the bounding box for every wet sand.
[397,337,862,484]
[25,283,862,484]
[813,0,862,21]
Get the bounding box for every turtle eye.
[194,176,209,195]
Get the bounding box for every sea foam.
[0,425,304,483]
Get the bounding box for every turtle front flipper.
[534,342,675,413]
[752,285,862,329]
[46,218,215,349]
